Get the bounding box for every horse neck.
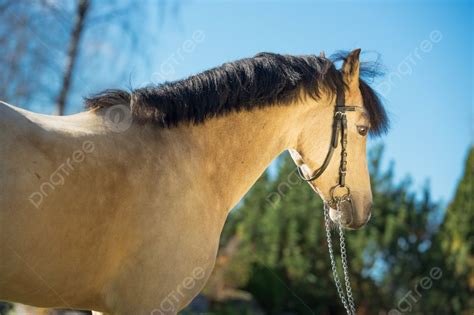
[180,103,307,212]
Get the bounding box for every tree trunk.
[56,0,90,115]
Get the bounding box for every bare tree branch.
[55,0,90,115]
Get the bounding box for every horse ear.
[341,48,361,89]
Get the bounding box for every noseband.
[297,86,357,210]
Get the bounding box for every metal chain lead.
[324,203,357,315]
[338,222,356,314]
[324,203,350,314]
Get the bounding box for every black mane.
[85,52,388,136]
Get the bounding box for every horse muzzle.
[328,196,372,230]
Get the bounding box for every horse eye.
[357,126,369,136]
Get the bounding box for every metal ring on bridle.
[330,184,351,201]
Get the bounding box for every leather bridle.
[297,85,357,210]
[297,66,361,315]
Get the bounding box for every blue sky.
[65,0,472,203]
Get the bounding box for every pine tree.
[425,147,473,313]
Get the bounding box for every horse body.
[0,51,387,314]
[0,101,301,314]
